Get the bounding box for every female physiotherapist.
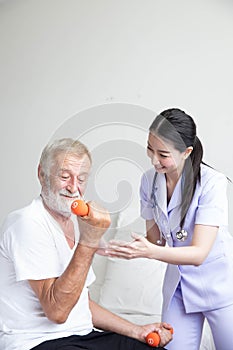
[107,108,233,350]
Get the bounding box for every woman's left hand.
[106,232,155,259]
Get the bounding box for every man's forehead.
[54,152,91,169]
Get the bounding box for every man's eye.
[60,175,70,180]
[160,154,168,158]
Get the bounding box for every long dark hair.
[149,108,203,228]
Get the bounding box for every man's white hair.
[39,138,92,177]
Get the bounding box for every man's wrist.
[77,241,100,252]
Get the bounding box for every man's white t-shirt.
[0,197,95,350]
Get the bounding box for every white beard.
[41,181,80,217]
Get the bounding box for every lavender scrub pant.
[162,286,233,350]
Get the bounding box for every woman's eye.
[147,147,153,153]
[160,154,168,158]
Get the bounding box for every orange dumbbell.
[146,328,173,347]
[71,199,89,216]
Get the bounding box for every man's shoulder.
[1,197,45,232]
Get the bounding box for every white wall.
[0,0,233,231]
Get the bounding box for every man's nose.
[66,178,79,193]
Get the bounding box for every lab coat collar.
[168,175,183,213]
[153,173,167,216]
[154,172,183,215]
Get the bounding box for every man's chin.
[55,202,72,216]
[41,192,73,216]
[46,199,72,217]
[59,210,72,218]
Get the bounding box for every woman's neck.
[165,170,182,203]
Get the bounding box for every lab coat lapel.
[167,176,182,212]
[167,176,183,232]
[155,173,168,217]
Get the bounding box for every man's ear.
[184,146,193,159]
[38,164,44,185]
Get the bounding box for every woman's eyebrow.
[157,149,171,154]
[147,142,170,154]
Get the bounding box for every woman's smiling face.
[147,132,188,178]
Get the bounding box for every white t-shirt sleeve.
[195,172,228,226]
[5,217,60,281]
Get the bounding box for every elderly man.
[0,138,172,350]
